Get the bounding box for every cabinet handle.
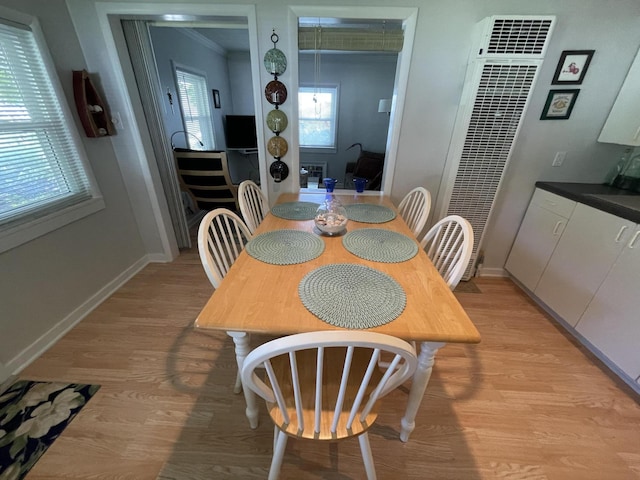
[629,230,640,249]
[552,221,564,235]
[615,225,628,243]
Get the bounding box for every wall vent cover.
[478,16,555,58]
[440,15,555,281]
[447,63,538,279]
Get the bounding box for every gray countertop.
[535,182,640,224]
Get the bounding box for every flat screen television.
[225,115,258,149]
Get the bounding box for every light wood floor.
[20,240,640,479]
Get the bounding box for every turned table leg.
[400,341,445,442]
[227,331,259,429]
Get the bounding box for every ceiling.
[192,28,250,52]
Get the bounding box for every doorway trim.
[67,2,266,260]
[287,6,418,193]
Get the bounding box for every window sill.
[0,197,105,254]
[300,147,337,155]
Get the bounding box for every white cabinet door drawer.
[576,227,640,381]
[505,203,569,291]
[534,203,635,327]
[530,189,576,218]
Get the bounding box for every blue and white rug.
[0,380,100,480]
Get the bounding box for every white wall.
[228,51,255,115]
[0,0,149,381]
[150,26,232,151]
[149,28,259,182]
[3,0,640,383]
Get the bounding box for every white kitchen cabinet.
[576,227,640,382]
[534,203,635,327]
[598,45,640,146]
[505,189,575,291]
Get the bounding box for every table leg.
[227,331,259,429]
[400,341,445,442]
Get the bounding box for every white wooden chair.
[420,214,474,290]
[241,331,417,480]
[397,187,431,237]
[197,208,253,393]
[238,180,269,234]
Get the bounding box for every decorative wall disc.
[264,48,287,76]
[265,80,287,105]
[266,109,288,133]
[267,136,288,158]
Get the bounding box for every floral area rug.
[0,380,100,480]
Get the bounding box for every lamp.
[170,130,204,149]
[378,98,392,115]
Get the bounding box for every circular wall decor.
[266,109,288,133]
[265,80,287,106]
[267,136,288,158]
[264,48,287,76]
[269,159,289,182]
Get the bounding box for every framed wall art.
[540,89,580,120]
[552,50,594,85]
[212,89,221,109]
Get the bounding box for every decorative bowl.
[314,198,348,236]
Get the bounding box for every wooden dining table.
[195,191,480,442]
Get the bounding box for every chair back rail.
[197,208,252,289]
[420,214,474,290]
[241,331,417,440]
[397,187,431,237]
[238,180,269,233]
[174,149,239,212]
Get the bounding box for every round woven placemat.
[246,230,325,265]
[271,201,319,220]
[298,263,406,329]
[344,203,396,223]
[342,229,418,263]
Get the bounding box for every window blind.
[0,21,93,227]
[175,68,214,150]
[298,27,403,52]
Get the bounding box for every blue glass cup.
[323,178,337,192]
[353,177,368,193]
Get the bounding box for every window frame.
[0,9,104,254]
[298,84,339,153]
[173,63,216,150]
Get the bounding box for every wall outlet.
[111,112,123,131]
[552,151,566,167]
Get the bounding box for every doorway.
[122,17,260,247]
[289,6,418,194]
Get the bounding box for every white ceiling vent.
[477,16,555,59]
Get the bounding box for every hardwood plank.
[18,241,639,480]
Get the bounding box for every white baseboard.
[4,255,151,380]
[476,266,509,277]
[147,252,173,263]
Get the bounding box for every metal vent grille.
[485,18,553,56]
[446,64,538,279]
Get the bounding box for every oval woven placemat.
[271,201,320,220]
[342,229,418,263]
[298,263,406,328]
[344,203,396,223]
[246,230,325,265]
